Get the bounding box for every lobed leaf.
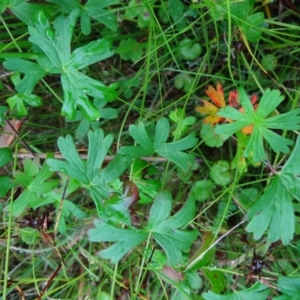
[255,88,284,118]
[215,87,300,162]
[88,219,147,263]
[88,191,197,265]
[66,39,114,70]
[129,122,154,151]
[246,135,300,244]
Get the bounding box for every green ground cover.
[1,0,300,299]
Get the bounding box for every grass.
[1,0,300,299]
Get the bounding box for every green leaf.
[3,60,47,94]
[7,93,42,116]
[19,227,39,245]
[168,0,187,30]
[174,73,193,93]
[278,276,300,297]
[28,10,79,68]
[66,39,114,70]
[87,130,114,180]
[0,106,8,125]
[202,269,226,294]
[6,94,26,116]
[210,160,231,186]
[178,38,202,61]
[169,109,196,138]
[190,180,215,202]
[10,2,55,27]
[156,132,198,172]
[243,12,265,42]
[124,0,151,28]
[88,220,147,263]
[147,191,173,228]
[202,282,270,300]
[149,192,197,265]
[47,134,89,184]
[246,176,295,244]
[0,176,13,197]
[48,0,119,33]
[116,38,144,62]
[0,0,24,13]
[47,129,132,217]
[86,0,119,32]
[120,118,197,171]
[155,118,170,149]
[215,87,300,162]
[200,123,225,148]
[207,0,255,22]
[88,191,197,265]
[6,160,59,216]
[4,10,118,121]
[255,89,284,118]
[128,122,155,151]
[246,134,300,244]
[0,148,12,167]
[80,9,91,35]
[262,54,277,71]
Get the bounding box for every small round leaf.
[210,160,231,186]
[179,38,202,61]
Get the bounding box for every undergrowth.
[1,0,300,299]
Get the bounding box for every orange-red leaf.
[205,83,225,108]
[195,100,223,124]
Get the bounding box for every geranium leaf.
[125,118,198,171]
[246,134,300,244]
[6,160,59,217]
[88,191,196,265]
[215,87,300,162]
[4,10,117,121]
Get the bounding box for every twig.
[13,152,169,162]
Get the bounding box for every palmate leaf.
[246,134,300,244]
[119,118,198,172]
[47,129,132,216]
[6,159,59,216]
[48,0,119,34]
[215,87,300,162]
[4,10,118,121]
[87,191,197,265]
[148,191,198,265]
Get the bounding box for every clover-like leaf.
[116,38,144,62]
[179,38,202,61]
[210,160,231,186]
[124,0,151,28]
[169,108,196,138]
[215,87,300,162]
[174,73,194,93]
[200,123,225,148]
